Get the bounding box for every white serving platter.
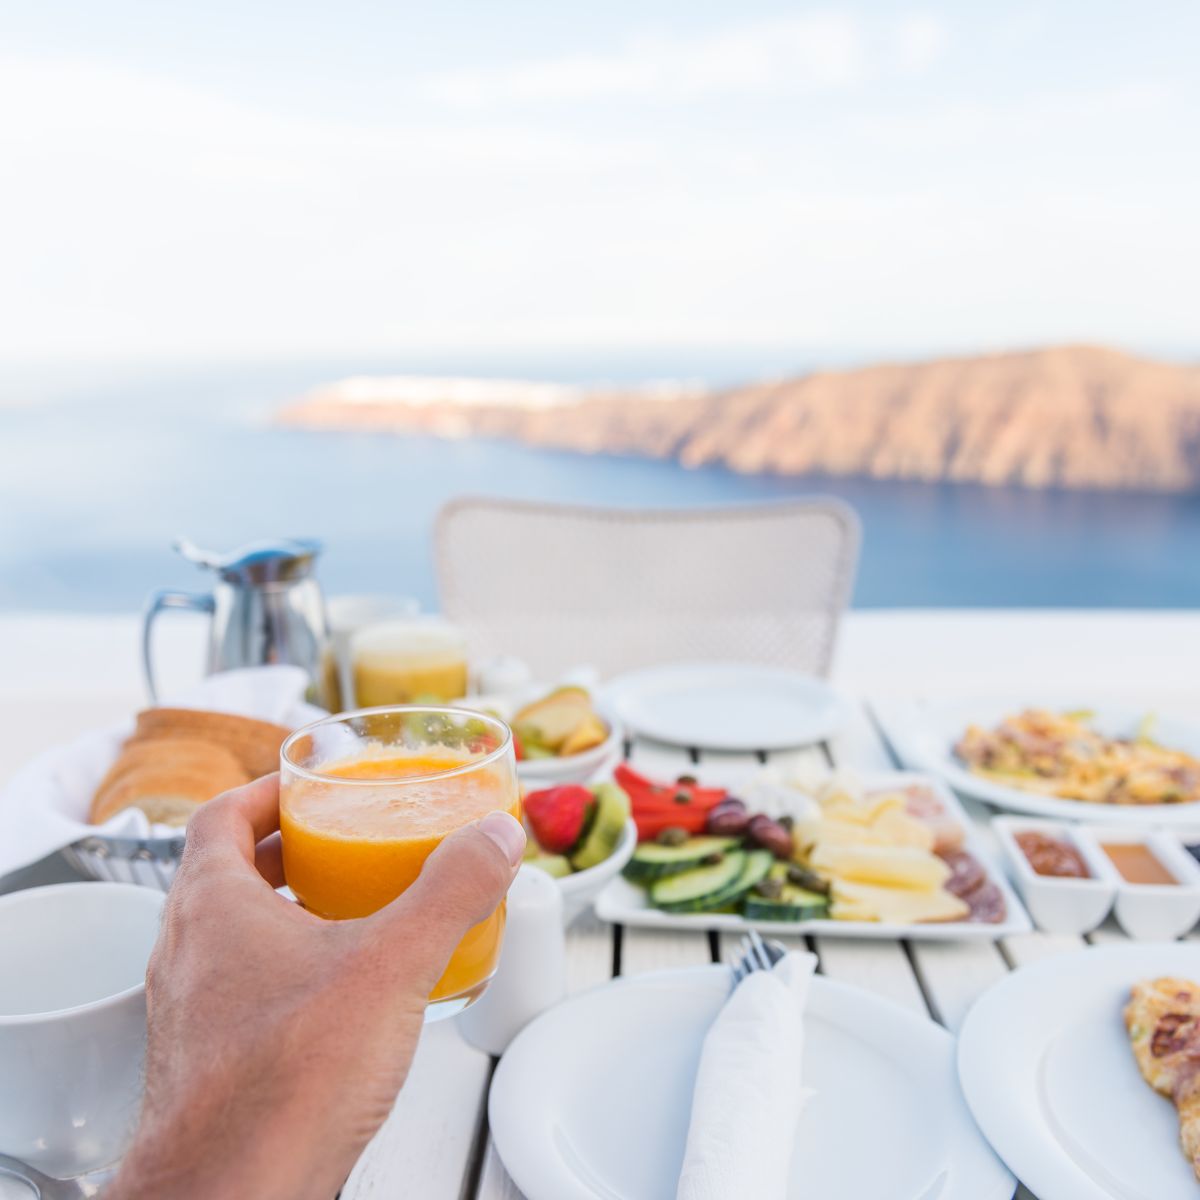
[958,942,1200,1200]
[874,696,1200,830]
[594,771,1031,941]
[489,964,1014,1200]
[602,662,851,751]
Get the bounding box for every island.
[277,345,1200,492]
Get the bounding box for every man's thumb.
[373,812,525,990]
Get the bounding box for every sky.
[2,0,1198,367]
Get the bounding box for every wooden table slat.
[1000,931,1087,968]
[620,927,715,975]
[563,911,616,994]
[811,936,931,1016]
[904,940,1010,1033]
[475,1141,526,1200]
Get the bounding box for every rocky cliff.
[279,346,1200,491]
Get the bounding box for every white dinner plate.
[595,771,1032,941]
[489,965,1013,1200]
[874,697,1200,829]
[958,943,1200,1200]
[602,662,851,751]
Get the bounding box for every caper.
[700,852,725,866]
[656,826,689,847]
[754,877,784,900]
[676,774,698,785]
[673,790,692,805]
[777,814,795,832]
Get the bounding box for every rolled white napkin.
[677,951,817,1200]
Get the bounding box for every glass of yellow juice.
[279,705,519,1021]
[351,618,469,707]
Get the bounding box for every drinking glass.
[350,618,469,707]
[323,594,421,712]
[280,706,519,1020]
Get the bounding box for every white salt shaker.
[458,865,566,1055]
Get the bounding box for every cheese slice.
[820,790,904,825]
[830,880,969,924]
[810,843,951,891]
[812,811,935,852]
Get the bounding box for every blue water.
[1,359,1198,611]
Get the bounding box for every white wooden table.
[3,609,1198,1200]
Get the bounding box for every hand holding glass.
[280,706,520,1019]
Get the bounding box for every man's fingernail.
[479,811,526,867]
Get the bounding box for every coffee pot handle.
[142,589,216,702]
[0,1150,115,1198]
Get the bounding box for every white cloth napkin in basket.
[0,666,323,878]
[677,951,817,1200]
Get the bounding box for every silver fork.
[729,928,788,986]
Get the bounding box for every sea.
[1,355,1198,613]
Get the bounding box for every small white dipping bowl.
[0,882,164,1177]
[552,818,638,925]
[1085,827,1200,941]
[993,817,1114,936]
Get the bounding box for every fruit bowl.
[515,703,622,787]
[554,817,637,925]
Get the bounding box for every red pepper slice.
[617,764,725,800]
[633,807,709,841]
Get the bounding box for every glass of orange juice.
[350,618,469,707]
[279,705,519,1021]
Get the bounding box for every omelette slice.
[1124,977,1200,1181]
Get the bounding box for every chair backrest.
[434,497,860,681]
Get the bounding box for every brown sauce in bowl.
[1101,842,1177,885]
[1014,831,1090,878]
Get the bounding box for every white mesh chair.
[435,497,860,681]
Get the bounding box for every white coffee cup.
[0,882,164,1177]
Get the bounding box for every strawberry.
[524,785,592,854]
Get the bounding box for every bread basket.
[0,667,326,891]
[62,831,188,890]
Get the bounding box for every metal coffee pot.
[143,537,329,702]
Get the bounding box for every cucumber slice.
[653,849,775,914]
[624,836,739,882]
[649,851,746,909]
[743,885,830,923]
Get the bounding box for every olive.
[746,814,794,859]
[705,804,751,836]
[656,826,689,847]
[786,863,831,894]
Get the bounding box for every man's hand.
[108,774,525,1200]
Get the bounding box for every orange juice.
[353,657,468,707]
[281,749,520,1003]
[350,619,468,706]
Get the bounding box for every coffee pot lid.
[173,537,321,586]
